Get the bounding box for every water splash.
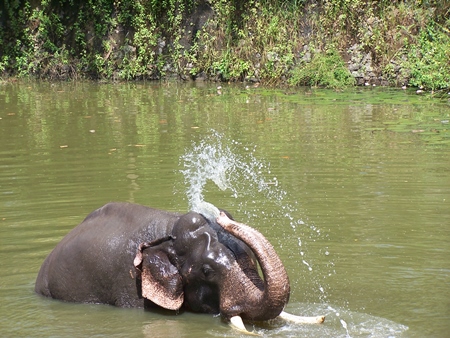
[179,131,407,337]
[243,303,409,338]
[180,130,328,301]
[180,131,286,212]
[191,201,220,223]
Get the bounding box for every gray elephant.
[35,202,324,333]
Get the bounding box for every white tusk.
[229,316,260,336]
[279,311,325,324]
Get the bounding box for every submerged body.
[35,203,178,307]
[36,202,324,331]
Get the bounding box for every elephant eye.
[202,264,214,279]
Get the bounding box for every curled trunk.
[216,212,290,321]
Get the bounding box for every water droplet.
[180,131,330,303]
[180,131,288,211]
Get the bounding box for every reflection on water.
[0,82,449,337]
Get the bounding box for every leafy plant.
[289,47,355,88]
[403,22,450,90]
[212,52,250,81]
[0,0,448,89]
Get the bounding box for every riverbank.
[1,1,449,91]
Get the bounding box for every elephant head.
[133,210,290,321]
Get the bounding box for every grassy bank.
[1,1,449,90]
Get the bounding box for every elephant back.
[35,202,180,307]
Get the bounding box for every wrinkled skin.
[35,202,290,321]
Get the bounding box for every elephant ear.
[134,241,184,310]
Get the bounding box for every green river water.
[0,82,449,337]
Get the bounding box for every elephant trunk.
[216,212,290,321]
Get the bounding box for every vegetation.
[0,0,449,90]
[289,47,356,89]
[403,22,450,90]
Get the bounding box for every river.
[0,81,449,337]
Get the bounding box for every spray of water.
[180,131,340,324]
[179,131,324,278]
[180,131,286,217]
[179,131,408,337]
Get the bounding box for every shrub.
[403,22,450,90]
[289,47,355,89]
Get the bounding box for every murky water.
[1,82,449,337]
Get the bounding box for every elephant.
[35,202,324,333]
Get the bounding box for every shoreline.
[1,1,449,91]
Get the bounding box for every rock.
[195,72,208,81]
[157,38,166,55]
[348,63,360,71]
[302,52,312,63]
[267,52,279,62]
[245,76,260,83]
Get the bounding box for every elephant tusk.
[229,316,260,336]
[229,313,323,335]
[278,311,325,324]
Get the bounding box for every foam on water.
[204,303,408,337]
[288,303,408,338]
